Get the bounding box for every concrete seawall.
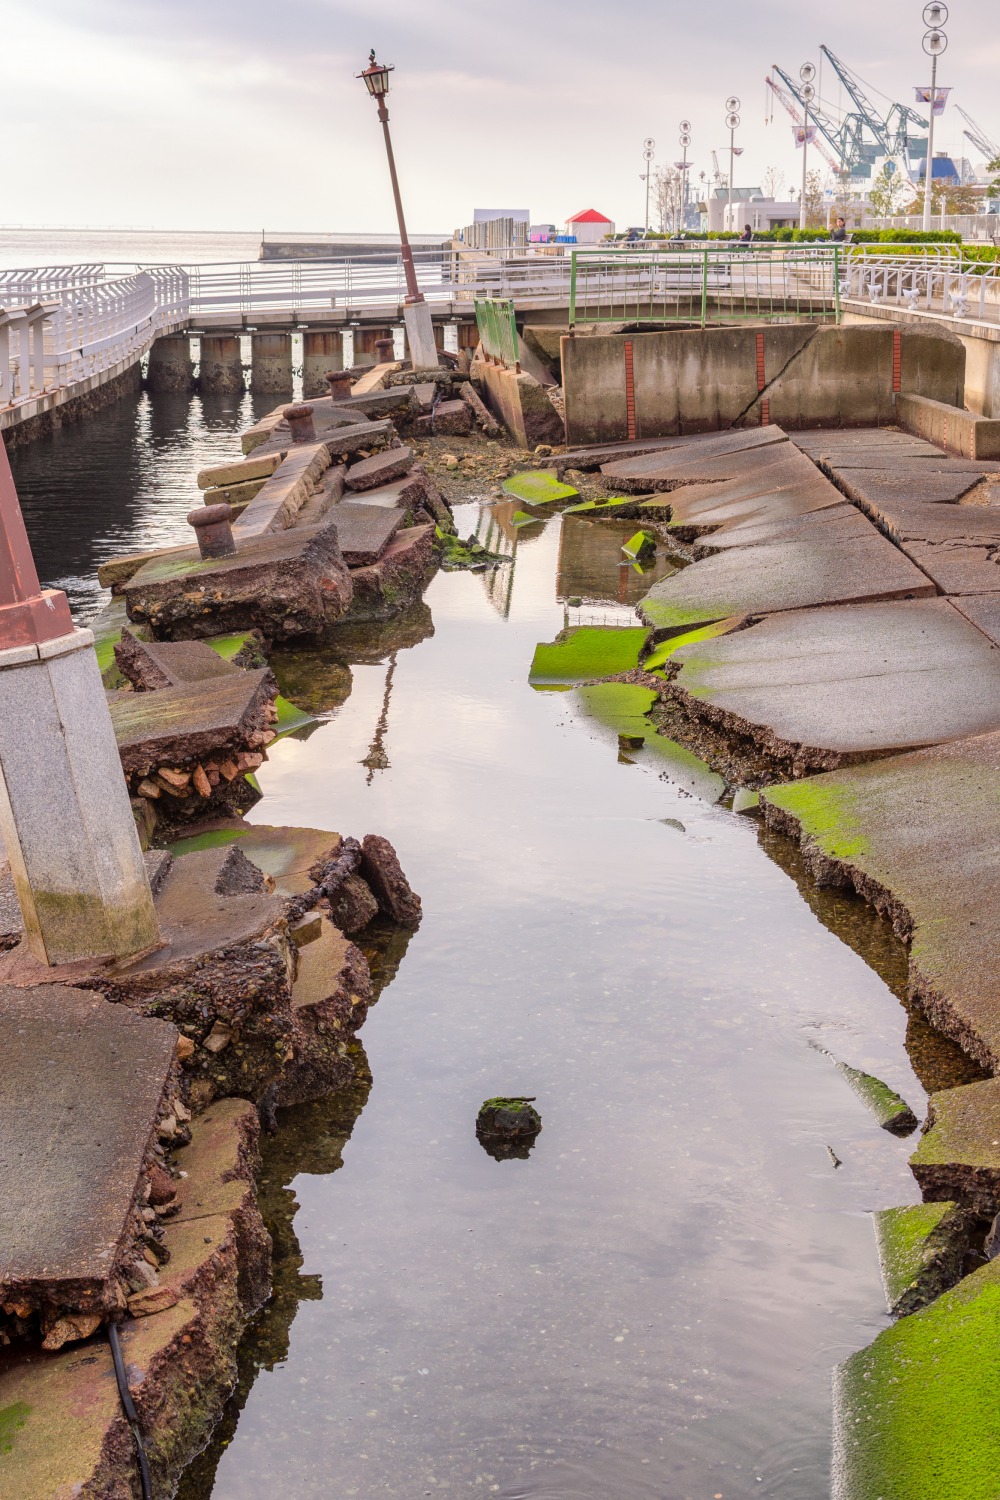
[561,324,966,446]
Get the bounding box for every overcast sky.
[3,0,998,234]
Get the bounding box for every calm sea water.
[10,391,956,1498]
[0,227,449,271]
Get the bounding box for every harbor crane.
[956,106,1000,163]
[765,74,842,175]
[771,45,928,176]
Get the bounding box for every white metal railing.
[859,213,1000,244]
[0,266,190,411]
[840,247,1000,326]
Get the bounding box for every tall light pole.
[798,63,817,230]
[642,138,656,234]
[919,3,949,232]
[676,120,692,233]
[725,98,741,233]
[357,49,439,367]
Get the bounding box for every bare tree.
[762,166,786,200]
[654,165,684,233]
[804,169,826,228]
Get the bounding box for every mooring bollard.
[326,370,353,402]
[374,336,395,364]
[188,502,236,559]
[283,402,317,443]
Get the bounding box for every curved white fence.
[0,266,189,413]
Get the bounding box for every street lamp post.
[725,98,741,233]
[357,49,439,367]
[798,63,817,230]
[642,138,656,234]
[919,3,949,232]
[676,121,692,234]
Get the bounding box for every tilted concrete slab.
[761,733,1000,1071]
[601,426,788,491]
[836,489,1000,595]
[669,598,1000,771]
[327,501,404,565]
[0,984,176,1317]
[790,427,941,458]
[114,633,242,691]
[536,436,694,471]
[109,667,275,780]
[950,593,1000,645]
[640,529,934,632]
[658,461,846,542]
[123,518,353,641]
[170,823,342,896]
[692,503,874,556]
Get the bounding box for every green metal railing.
[474,297,520,368]
[567,245,843,328]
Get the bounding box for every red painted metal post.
[375,96,423,305]
[0,441,75,648]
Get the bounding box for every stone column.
[402,300,441,370]
[250,333,293,394]
[353,326,394,367]
[0,447,159,966]
[146,335,194,392]
[303,331,344,398]
[199,335,245,394]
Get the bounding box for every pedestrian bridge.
[3,242,1000,435]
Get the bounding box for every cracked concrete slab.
[640,528,934,632]
[601,426,788,491]
[0,984,176,1313]
[668,597,1000,770]
[761,729,1000,1069]
[691,503,874,556]
[831,468,985,508]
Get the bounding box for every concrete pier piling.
[353,326,394,368]
[0,446,159,965]
[250,333,293,394]
[146,334,194,393]
[199,335,245,394]
[303,331,344,398]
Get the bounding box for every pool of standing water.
[11,391,945,1499]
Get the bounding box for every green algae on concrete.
[529,626,649,685]
[502,470,579,505]
[761,778,870,863]
[0,1403,30,1456]
[873,1201,966,1316]
[642,618,739,673]
[639,592,733,633]
[574,683,725,802]
[833,1258,1000,1500]
[562,495,635,516]
[622,530,656,562]
[837,1060,918,1134]
[910,1078,1000,1213]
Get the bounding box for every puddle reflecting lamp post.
[919,3,949,232]
[358,49,439,368]
[0,443,159,965]
[797,64,817,230]
[725,98,741,233]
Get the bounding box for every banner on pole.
[792,126,818,147]
[915,86,951,115]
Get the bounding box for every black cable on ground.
[107,1320,153,1500]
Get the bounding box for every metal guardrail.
[567,245,844,327]
[840,249,1000,325]
[474,298,519,368]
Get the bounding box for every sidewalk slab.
[761,725,1000,1067]
[0,984,176,1325]
[601,426,788,492]
[640,528,934,632]
[670,597,1000,770]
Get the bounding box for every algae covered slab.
[873,1201,966,1316]
[837,1060,918,1135]
[502,470,579,505]
[910,1078,1000,1214]
[529,626,649,685]
[833,1259,1000,1500]
[642,618,740,673]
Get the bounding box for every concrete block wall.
[560,323,967,446]
[896,392,1000,460]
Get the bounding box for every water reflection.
[10,389,276,620]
